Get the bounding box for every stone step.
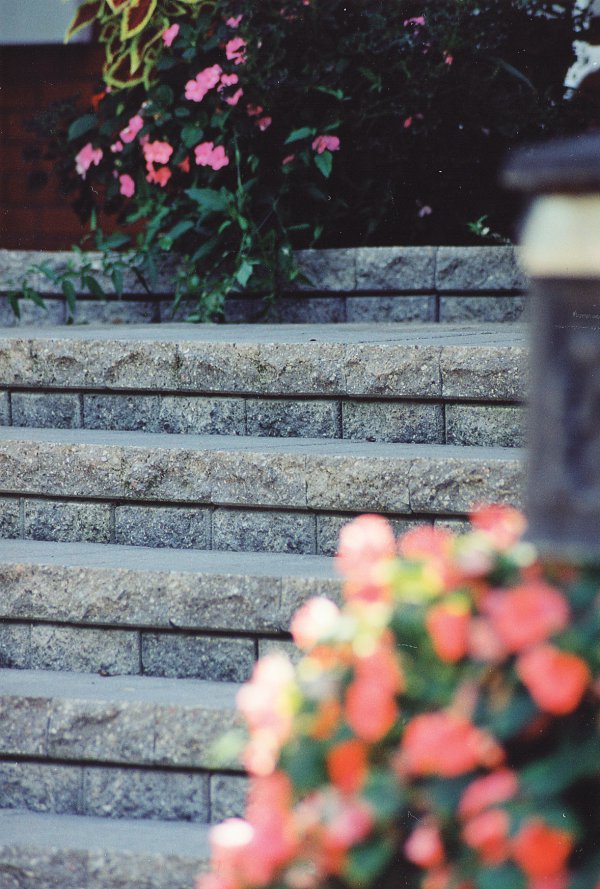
[0,808,210,888]
[0,668,245,828]
[0,427,524,554]
[0,539,337,678]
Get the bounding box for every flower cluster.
[200,507,600,889]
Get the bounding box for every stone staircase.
[0,248,527,888]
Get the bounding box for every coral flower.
[511,819,573,878]
[143,140,173,165]
[470,504,526,549]
[119,174,135,197]
[291,597,341,650]
[517,644,590,714]
[336,514,396,604]
[404,820,445,869]
[458,768,518,819]
[483,582,570,653]
[399,711,503,778]
[426,599,470,663]
[326,738,368,794]
[257,116,272,131]
[462,808,510,865]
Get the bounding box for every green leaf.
[111,268,124,298]
[281,739,326,794]
[22,286,46,309]
[83,275,105,299]
[314,150,333,178]
[165,219,195,241]
[185,187,229,213]
[314,86,345,100]
[362,769,404,823]
[235,260,254,288]
[191,236,219,263]
[476,864,526,889]
[68,114,98,142]
[343,837,395,886]
[102,233,131,250]
[62,280,77,316]
[7,291,20,319]
[181,124,204,148]
[174,106,191,118]
[491,57,536,93]
[285,126,316,144]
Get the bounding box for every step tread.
[0,667,239,708]
[0,808,210,859]
[0,537,335,578]
[0,424,524,459]
[0,320,527,345]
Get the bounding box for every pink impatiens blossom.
[142,140,173,165]
[75,143,103,178]
[282,154,295,165]
[246,103,263,117]
[162,23,179,46]
[119,174,135,198]
[178,156,191,173]
[225,88,244,106]
[403,116,413,129]
[404,15,425,26]
[312,134,340,154]
[110,140,123,153]
[185,65,223,102]
[226,36,247,65]
[226,15,243,28]
[444,52,454,65]
[119,114,144,144]
[218,72,239,90]
[194,141,229,171]
[257,116,272,131]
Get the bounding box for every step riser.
[0,762,246,824]
[0,438,523,516]
[0,496,484,554]
[1,389,526,447]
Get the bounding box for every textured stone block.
[210,774,249,822]
[294,249,356,291]
[10,299,66,326]
[83,767,209,821]
[344,343,441,398]
[24,499,111,543]
[409,450,524,514]
[86,848,203,889]
[48,700,156,764]
[307,454,411,512]
[440,345,527,401]
[11,392,81,429]
[346,295,434,322]
[0,497,20,538]
[0,624,30,668]
[158,396,245,435]
[246,399,339,438]
[269,297,346,323]
[30,625,140,675]
[84,394,161,432]
[0,762,81,814]
[439,295,526,322]
[0,845,87,889]
[355,247,436,291]
[279,574,342,626]
[434,517,471,533]
[115,505,209,549]
[316,514,422,557]
[141,633,255,681]
[212,508,316,554]
[342,401,444,443]
[154,700,242,769]
[0,391,9,425]
[436,246,526,292]
[71,300,158,324]
[445,404,526,447]
[0,696,50,756]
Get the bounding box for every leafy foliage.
[26,1,596,318]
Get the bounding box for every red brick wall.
[0,44,105,250]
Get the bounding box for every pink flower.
[142,140,173,165]
[225,88,244,106]
[257,116,272,131]
[194,141,229,171]
[444,52,454,65]
[404,15,425,26]
[291,597,341,650]
[218,73,239,90]
[282,154,295,165]
[312,134,340,154]
[162,23,179,46]
[226,36,247,65]
[226,15,243,28]
[110,140,123,153]
[75,143,103,178]
[178,156,190,173]
[185,65,223,102]
[119,173,135,198]
[403,117,413,129]
[246,103,263,117]
[418,205,433,218]
[119,114,144,144]
[145,163,172,187]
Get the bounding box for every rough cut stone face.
[82,767,210,822]
[24,499,111,543]
[435,246,526,292]
[355,246,437,291]
[445,404,525,448]
[11,392,81,429]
